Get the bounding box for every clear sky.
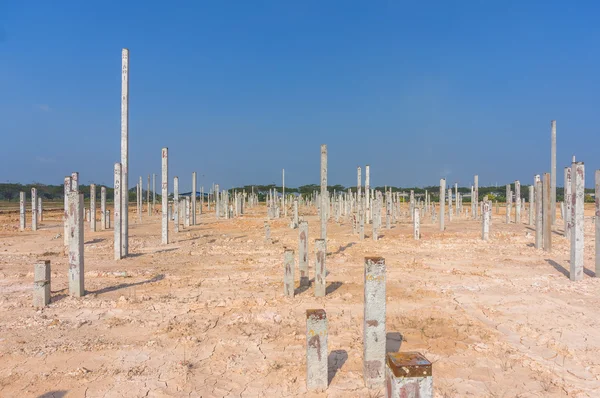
[1,1,599,191]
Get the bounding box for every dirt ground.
[1,202,599,397]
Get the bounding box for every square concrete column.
[320,144,327,240]
[551,120,557,224]
[68,191,84,297]
[564,167,572,239]
[448,188,453,222]
[90,184,96,232]
[38,197,43,222]
[33,260,51,308]
[473,175,479,219]
[543,173,552,252]
[306,309,328,392]
[570,162,585,281]
[315,239,326,297]
[147,175,151,216]
[31,188,37,231]
[359,198,365,240]
[505,184,511,224]
[114,163,122,260]
[153,173,156,213]
[192,172,197,225]
[161,148,169,244]
[185,196,191,227]
[174,177,179,233]
[101,186,106,230]
[19,192,26,231]
[64,177,71,245]
[413,207,420,240]
[120,48,130,257]
[482,201,490,241]
[596,170,600,278]
[284,249,294,297]
[514,180,520,224]
[439,179,445,231]
[292,198,299,229]
[357,166,362,197]
[535,176,543,249]
[385,352,433,397]
[138,176,143,222]
[528,185,534,226]
[299,221,309,287]
[364,256,386,388]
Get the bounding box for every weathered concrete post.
[596,170,600,277]
[264,221,271,243]
[292,198,299,229]
[299,221,309,286]
[564,167,572,239]
[359,198,365,240]
[315,239,326,297]
[185,196,191,227]
[528,185,534,226]
[320,144,327,240]
[365,165,371,223]
[138,176,143,222]
[535,176,543,249]
[152,173,156,214]
[90,184,96,232]
[161,148,169,244]
[147,175,151,216]
[413,207,420,240]
[284,249,295,297]
[473,175,479,219]
[283,169,286,218]
[38,197,43,222]
[357,166,362,197]
[448,188,453,222]
[543,173,552,252]
[570,162,585,281]
[19,192,26,231]
[514,181,520,224]
[364,256,386,388]
[63,177,71,245]
[31,188,37,231]
[101,187,107,230]
[385,352,433,397]
[192,172,197,225]
[68,190,84,297]
[306,309,328,392]
[439,179,445,231]
[114,163,122,260]
[482,201,490,241]
[173,177,179,233]
[551,120,557,224]
[121,48,130,257]
[33,260,51,308]
[505,184,511,224]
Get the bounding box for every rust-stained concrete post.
[535,176,543,249]
[413,208,420,240]
[482,201,490,241]
[33,260,51,308]
[364,256,386,388]
[284,249,294,297]
[299,221,309,286]
[439,179,445,231]
[596,170,600,278]
[315,239,326,297]
[543,173,552,252]
[306,309,328,391]
[320,144,327,240]
[564,167,572,239]
[385,352,433,397]
[114,163,122,260]
[570,162,585,281]
[514,181,520,224]
[161,148,169,244]
[101,186,106,230]
[173,177,179,233]
[68,191,84,297]
[31,188,37,231]
[90,184,96,231]
[551,120,557,224]
[19,192,26,231]
[121,48,130,257]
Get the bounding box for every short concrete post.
[31,188,38,231]
[564,167,572,239]
[161,148,169,245]
[596,170,600,277]
[264,221,271,243]
[101,187,106,230]
[570,162,585,281]
[306,309,328,392]
[90,184,96,232]
[543,173,552,252]
[106,210,110,229]
[19,192,26,231]
[439,179,445,231]
[68,191,84,297]
[528,185,534,226]
[284,249,294,297]
[385,352,433,397]
[174,177,179,233]
[514,181,520,224]
[299,221,309,287]
[535,176,543,249]
[364,256,386,388]
[413,208,420,240]
[33,260,51,308]
[293,199,299,229]
[320,144,327,240]
[482,201,490,241]
[314,239,326,297]
[114,163,122,260]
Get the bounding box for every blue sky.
[1,1,599,191]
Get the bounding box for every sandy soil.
[1,203,599,397]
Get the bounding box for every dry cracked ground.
[1,203,600,397]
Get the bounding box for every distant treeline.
[1,182,594,203]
